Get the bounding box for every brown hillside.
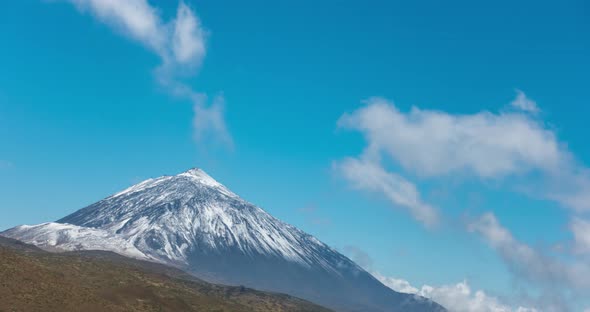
[0,236,332,312]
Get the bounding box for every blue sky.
[1,0,589,310]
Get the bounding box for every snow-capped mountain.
[2,168,445,312]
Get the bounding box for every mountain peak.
[2,167,446,312]
[178,168,223,188]
[181,167,208,176]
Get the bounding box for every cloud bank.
[380,277,538,312]
[343,245,537,312]
[63,0,230,146]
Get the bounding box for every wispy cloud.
[510,90,539,114]
[337,95,590,212]
[571,217,590,255]
[192,94,233,148]
[343,245,537,312]
[68,0,166,52]
[469,212,590,310]
[171,2,205,66]
[336,92,590,309]
[61,0,231,147]
[334,156,439,227]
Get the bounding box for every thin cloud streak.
[334,156,439,227]
[61,0,231,147]
[510,90,539,114]
[469,212,590,310]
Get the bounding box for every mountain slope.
[0,236,332,312]
[2,168,446,312]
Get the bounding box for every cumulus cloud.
[334,156,439,227]
[510,90,539,114]
[415,281,539,312]
[338,97,561,178]
[414,281,530,312]
[469,212,590,309]
[381,278,537,312]
[62,0,231,146]
[336,94,590,309]
[372,273,419,294]
[337,96,590,212]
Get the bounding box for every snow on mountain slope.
[44,168,346,271]
[1,168,446,312]
[2,222,150,260]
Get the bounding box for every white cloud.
[571,217,590,254]
[511,90,539,114]
[389,279,537,312]
[192,94,233,148]
[68,0,166,56]
[62,0,231,146]
[338,97,561,178]
[172,2,206,66]
[68,0,204,67]
[414,281,538,312]
[334,156,439,227]
[337,96,590,212]
[337,95,590,308]
[372,272,419,294]
[344,245,536,312]
[546,169,590,213]
[469,212,590,308]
